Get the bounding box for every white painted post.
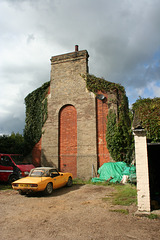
[133,129,151,212]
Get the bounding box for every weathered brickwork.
[41,49,98,179]
[32,138,42,167]
[59,105,77,178]
[96,91,110,168]
[32,48,119,179]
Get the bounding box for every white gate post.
[133,129,151,212]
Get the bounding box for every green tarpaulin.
[92,162,136,183]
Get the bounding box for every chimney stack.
[75,45,79,52]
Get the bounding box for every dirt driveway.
[0,184,160,240]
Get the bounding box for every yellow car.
[12,167,73,195]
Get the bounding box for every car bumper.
[12,184,40,192]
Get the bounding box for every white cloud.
[0,0,160,134]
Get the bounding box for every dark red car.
[0,154,35,183]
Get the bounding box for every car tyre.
[66,177,73,187]
[9,174,19,184]
[45,182,53,195]
[19,190,26,195]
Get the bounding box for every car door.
[0,156,14,182]
[50,170,65,189]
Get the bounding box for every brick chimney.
[75,45,79,52]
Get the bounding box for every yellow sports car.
[12,167,73,195]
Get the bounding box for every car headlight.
[24,171,29,175]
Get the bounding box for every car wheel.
[19,190,26,195]
[45,182,53,195]
[9,174,19,184]
[66,177,73,187]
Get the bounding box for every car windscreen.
[29,169,45,177]
[11,155,32,165]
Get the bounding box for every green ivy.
[106,110,134,163]
[24,81,50,154]
[82,73,125,94]
[24,74,134,163]
[83,74,134,164]
[132,97,160,142]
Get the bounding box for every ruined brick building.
[32,46,119,179]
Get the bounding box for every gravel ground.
[0,184,160,240]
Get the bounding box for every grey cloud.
[1,0,160,134]
[0,112,25,135]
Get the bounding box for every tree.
[0,132,25,154]
[132,97,160,142]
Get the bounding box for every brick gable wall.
[31,48,118,178]
[40,49,97,179]
[59,105,77,177]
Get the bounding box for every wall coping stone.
[51,50,89,64]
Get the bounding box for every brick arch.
[59,105,77,178]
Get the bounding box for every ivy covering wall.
[132,97,160,142]
[24,74,134,163]
[24,81,50,154]
[83,74,134,164]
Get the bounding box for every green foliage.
[106,110,134,163]
[24,81,50,154]
[83,74,134,163]
[0,132,24,154]
[132,97,160,142]
[82,73,125,94]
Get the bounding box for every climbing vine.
[24,81,50,154]
[106,110,134,164]
[132,97,160,142]
[82,73,125,94]
[82,74,134,163]
[24,74,134,163]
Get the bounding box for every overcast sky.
[0,0,160,135]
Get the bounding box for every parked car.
[12,167,73,195]
[0,154,35,183]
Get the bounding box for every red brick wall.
[32,138,42,167]
[96,92,110,168]
[59,105,77,178]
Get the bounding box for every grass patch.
[103,184,137,206]
[109,209,129,215]
[73,178,92,185]
[73,178,114,186]
[147,214,159,220]
[73,179,137,207]
[0,183,12,191]
[112,184,137,206]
